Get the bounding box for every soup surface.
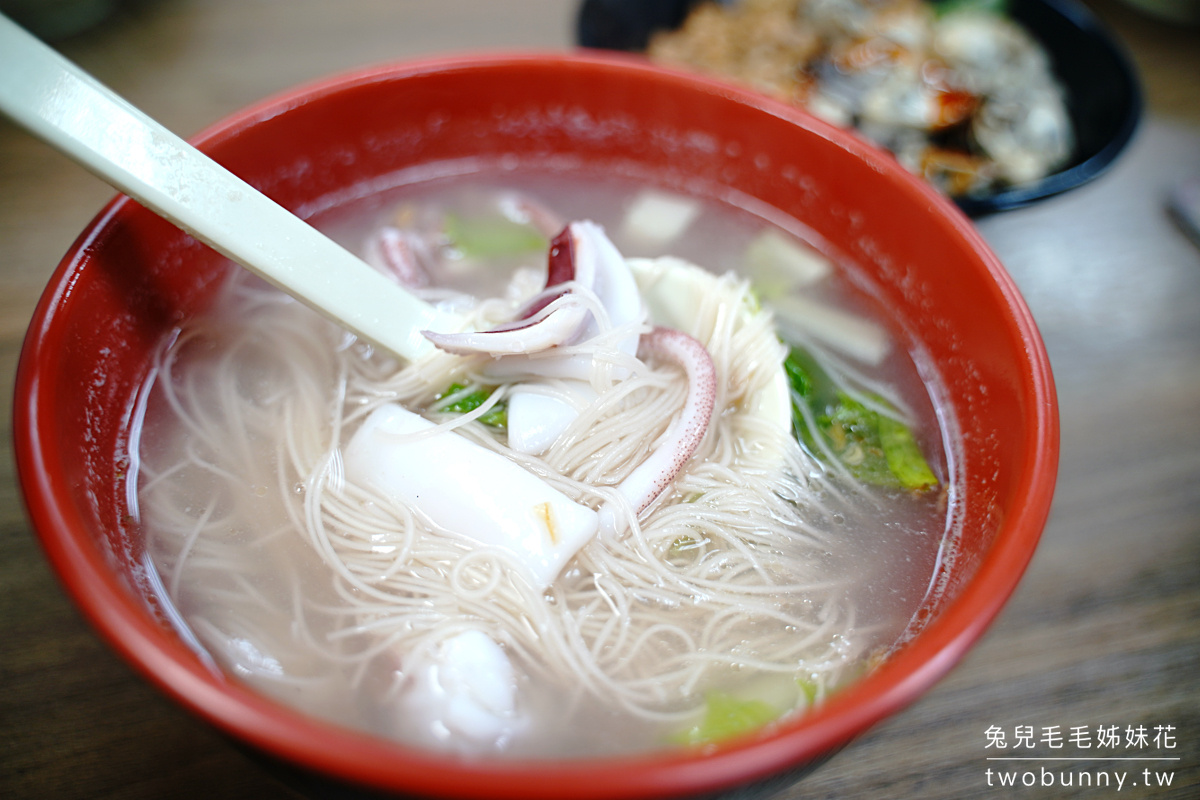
[132,170,961,757]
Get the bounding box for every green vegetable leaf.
[784,347,938,492]
[820,394,899,487]
[878,414,940,492]
[673,692,780,747]
[443,213,547,259]
[784,349,817,403]
[436,383,507,429]
[783,347,835,456]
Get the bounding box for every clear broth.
[133,170,960,757]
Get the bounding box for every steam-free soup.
[132,172,960,757]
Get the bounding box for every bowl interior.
[576,0,1143,215]
[15,54,1057,799]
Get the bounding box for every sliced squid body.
[342,404,598,591]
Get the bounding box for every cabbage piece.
[443,212,547,259]
[674,691,780,746]
[435,382,507,429]
[878,413,941,491]
[619,190,700,248]
[744,230,831,300]
[820,394,938,491]
[785,348,938,492]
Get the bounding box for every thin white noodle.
[134,246,932,755]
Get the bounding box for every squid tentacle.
[599,326,717,535]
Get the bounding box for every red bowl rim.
[13,51,1059,800]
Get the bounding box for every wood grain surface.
[1,1,1196,798]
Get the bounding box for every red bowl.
[13,53,1058,799]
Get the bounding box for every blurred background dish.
[577,0,1143,215]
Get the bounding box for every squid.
[420,220,719,535]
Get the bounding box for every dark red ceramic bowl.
[14,53,1058,800]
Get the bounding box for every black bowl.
[576,0,1142,216]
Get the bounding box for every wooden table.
[1,1,1196,798]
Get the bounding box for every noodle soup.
[133,172,959,758]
